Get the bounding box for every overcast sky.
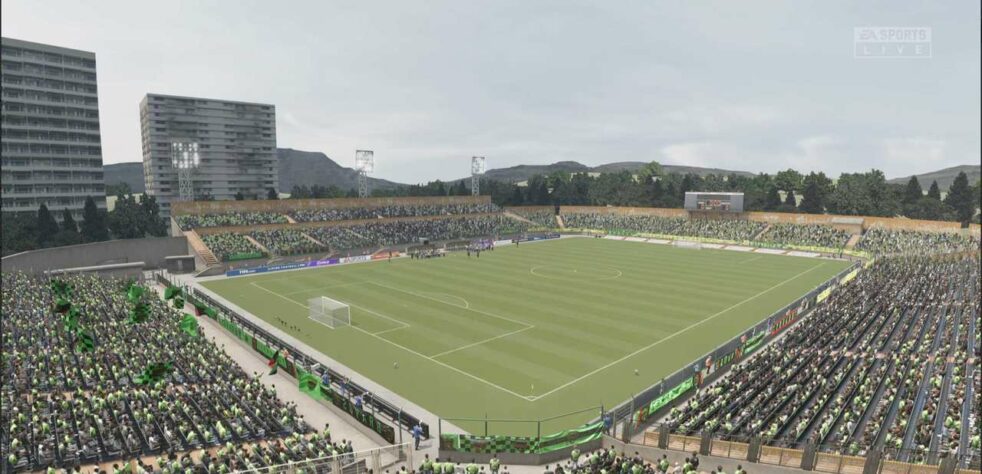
[3,0,979,183]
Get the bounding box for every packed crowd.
[248,229,327,256]
[756,223,851,249]
[200,233,262,261]
[856,228,981,256]
[418,448,750,474]
[307,216,529,252]
[562,214,766,242]
[507,208,558,228]
[289,203,500,223]
[662,255,980,460]
[0,273,330,472]
[176,212,288,230]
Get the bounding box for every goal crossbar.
[309,296,351,329]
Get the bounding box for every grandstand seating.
[662,255,980,461]
[561,214,765,241]
[288,202,499,223]
[176,212,289,230]
[0,273,360,473]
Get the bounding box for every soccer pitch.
[201,238,849,434]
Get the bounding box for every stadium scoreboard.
[684,192,744,212]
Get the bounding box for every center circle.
[529,264,622,281]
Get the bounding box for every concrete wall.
[1,236,190,273]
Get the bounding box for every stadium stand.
[288,202,499,223]
[754,223,851,249]
[200,233,263,261]
[561,214,765,241]
[661,254,980,462]
[856,228,981,256]
[248,229,327,256]
[304,215,529,252]
[506,208,558,228]
[176,212,289,230]
[0,272,364,473]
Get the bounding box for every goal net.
[308,296,351,329]
[673,240,703,250]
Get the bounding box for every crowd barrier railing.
[238,442,413,474]
[154,273,431,444]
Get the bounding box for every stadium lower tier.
[662,254,981,461]
[0,273,357,473]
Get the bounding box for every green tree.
[799,172,833,214]
[108,193,144,239]
[636,161,664,185]
[902,176,923,206]
[781,190,798,212]
[774,169,804,193]
[906,197,950,221]
[234,191,245,201]
[140,195,167,236]
[36,204,60,247]
[80,196,109,242]
[764,185,782,211]
[926,181,942,200]
[944,171,976,226]
[267,188,279,200]
[60,208,78,233]
[1,212,39,255]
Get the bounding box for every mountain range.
[102,148,979,195]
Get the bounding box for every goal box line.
[309,296,352,329]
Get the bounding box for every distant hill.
[466,161,754,184]
[887,165,980,190]
[104,163,145,193]
[102,149,406,196]
[276,148,404,192]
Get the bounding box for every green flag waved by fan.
[53,297,72,314]
[298,372,323,400]
[50,279,72,297]
[267,349,282,375]
[134,361,173,385]
[128,303,150,324]
[75,330,94,353]
[63,307,81,333]
[126,284,144,303]
[164,286,182,300]
[179,313,198,337]
[172,297,185,309]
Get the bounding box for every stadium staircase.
[244,235,271,255]
[184,230,220,267]
[556,214,565,229]
[344,227,370,240]
[284,214,298,224]
[844,233,863,249]
[302,232,326,248]
[502,210,536,226]
[752,223,771,240]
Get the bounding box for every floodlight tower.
[355,150,375,198]
[171,142,200,201]
[471,156,486,196]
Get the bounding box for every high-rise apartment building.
[1,37,106,219]
[140,94,277,219]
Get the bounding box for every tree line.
[2,184,168,256]
[297,163,981,226]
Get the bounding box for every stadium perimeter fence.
[154,273,431,445]
[438,407,606,454]
[638,426,979,474]
[239,442,412,474]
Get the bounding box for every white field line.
[419,292,471,309]
[250,281,410,330]
[430,326,536,359]
[281,281,367,296]
[247,281,535,401]
[739,255,765,265]
[368,281,533,329]
[528,261,831,401]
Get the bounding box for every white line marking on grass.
[369,281,533,329]
[372,326,409,336]
[249,281,534,401]
[420,292,471,309]
[430,326,536,358]
[249,282,410,330]
[739,255,765,265]
[528,261,831,402]
[281,281,366,296]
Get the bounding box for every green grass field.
[201,237,849,434]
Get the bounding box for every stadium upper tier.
[662,254,980,461]
[0,273,359,473]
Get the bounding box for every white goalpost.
[309,296,351,329]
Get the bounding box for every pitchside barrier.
[607,259,864,442]
[240,442,413,474]
[155,273,430,444]
[438,407,606,465]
